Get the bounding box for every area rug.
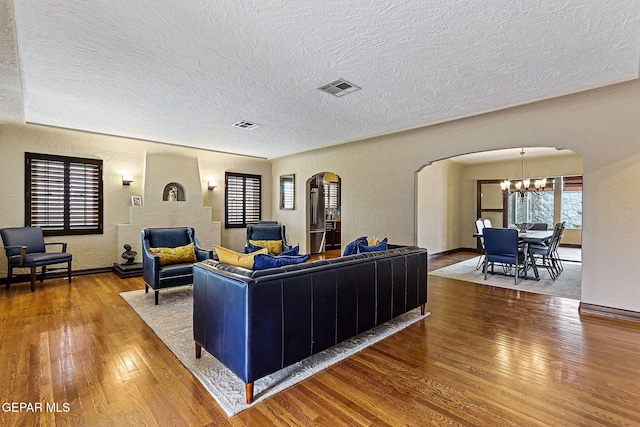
[429,257,581,300]
[120,286,430,416]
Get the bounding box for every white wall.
[416,159,464,253]
[272,78,640,313]
[0,123,271,274]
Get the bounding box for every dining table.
[473,228,554,280]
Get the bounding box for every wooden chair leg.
[421,304,426,315]
[195,343,201,358]
[67,261,72,283]
[246,382,254,404]
[30,267,37,292]
[40,266,46,283]
[5,267,12,290]
[154,290,159,305]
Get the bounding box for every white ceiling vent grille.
[231,120,261,130]
[318,78,361,97]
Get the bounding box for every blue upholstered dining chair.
[0,226,72,292]
[482,228,529,285]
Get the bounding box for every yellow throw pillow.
[215,245,268,269]
[150,242,197,266]
[368,236,381,246]
[249,239,283,255]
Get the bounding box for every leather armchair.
[244,223,291,253]
[141,227,213,305]
[0,226,72,292]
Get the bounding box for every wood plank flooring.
[1,250,639,426]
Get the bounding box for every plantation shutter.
[225,172,261,228]
[26,153,103,235]
[29,157,66,230]
[69,161,101,230]
[324,181,339,209]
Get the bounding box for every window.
[324,181,339,209]
[506,175,582,230]
[508,180,555,227]
[225,172,261,228]
[280,174,295,210]
[25,152,103,236]
[561,175,582,229]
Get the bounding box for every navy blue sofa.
[141,227,213,305]
[192,245,428,403]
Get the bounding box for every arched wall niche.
[162,182,186,201]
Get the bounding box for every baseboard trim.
[428,248,477,260]
[579,302,640,324]
[0,266,113,286]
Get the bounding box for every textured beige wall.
[272,78,640,312]
[416,159,464,253]
[0,123,271,274]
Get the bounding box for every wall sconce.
[122,175,134,186]
[208,181,218,190]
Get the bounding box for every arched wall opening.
[306,171,341,254]
[415,146,583,256]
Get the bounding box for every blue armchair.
[141,227,213,305]
[1,226,72,292]
[244,223,292,253]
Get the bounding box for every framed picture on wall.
[131,196,143,207]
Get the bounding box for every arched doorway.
[307,172,341,254]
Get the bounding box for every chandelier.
[500,148,547,199]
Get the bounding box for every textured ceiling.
[1,0,639,158]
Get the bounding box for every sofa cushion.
[253,253,310,270]
[343,236,368,256]
[249,239,283,255]
[357,237,388,253]
[150,242,197,266]
[215,245,268,269]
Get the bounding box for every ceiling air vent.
[317,78,361,97]
[231,120,261,130]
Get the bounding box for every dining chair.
[482,228,529,285]
[551,222,566,272]
[529,223,548,231]
[0,226,72,292]
[475,219,486,270]
[530,222,563,279]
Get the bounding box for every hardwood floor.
[1,251,639,426]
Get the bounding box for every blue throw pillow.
[253,253,310,270]
[280,245,300,256]
[357,238,388,253]
[343,236,368,256]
